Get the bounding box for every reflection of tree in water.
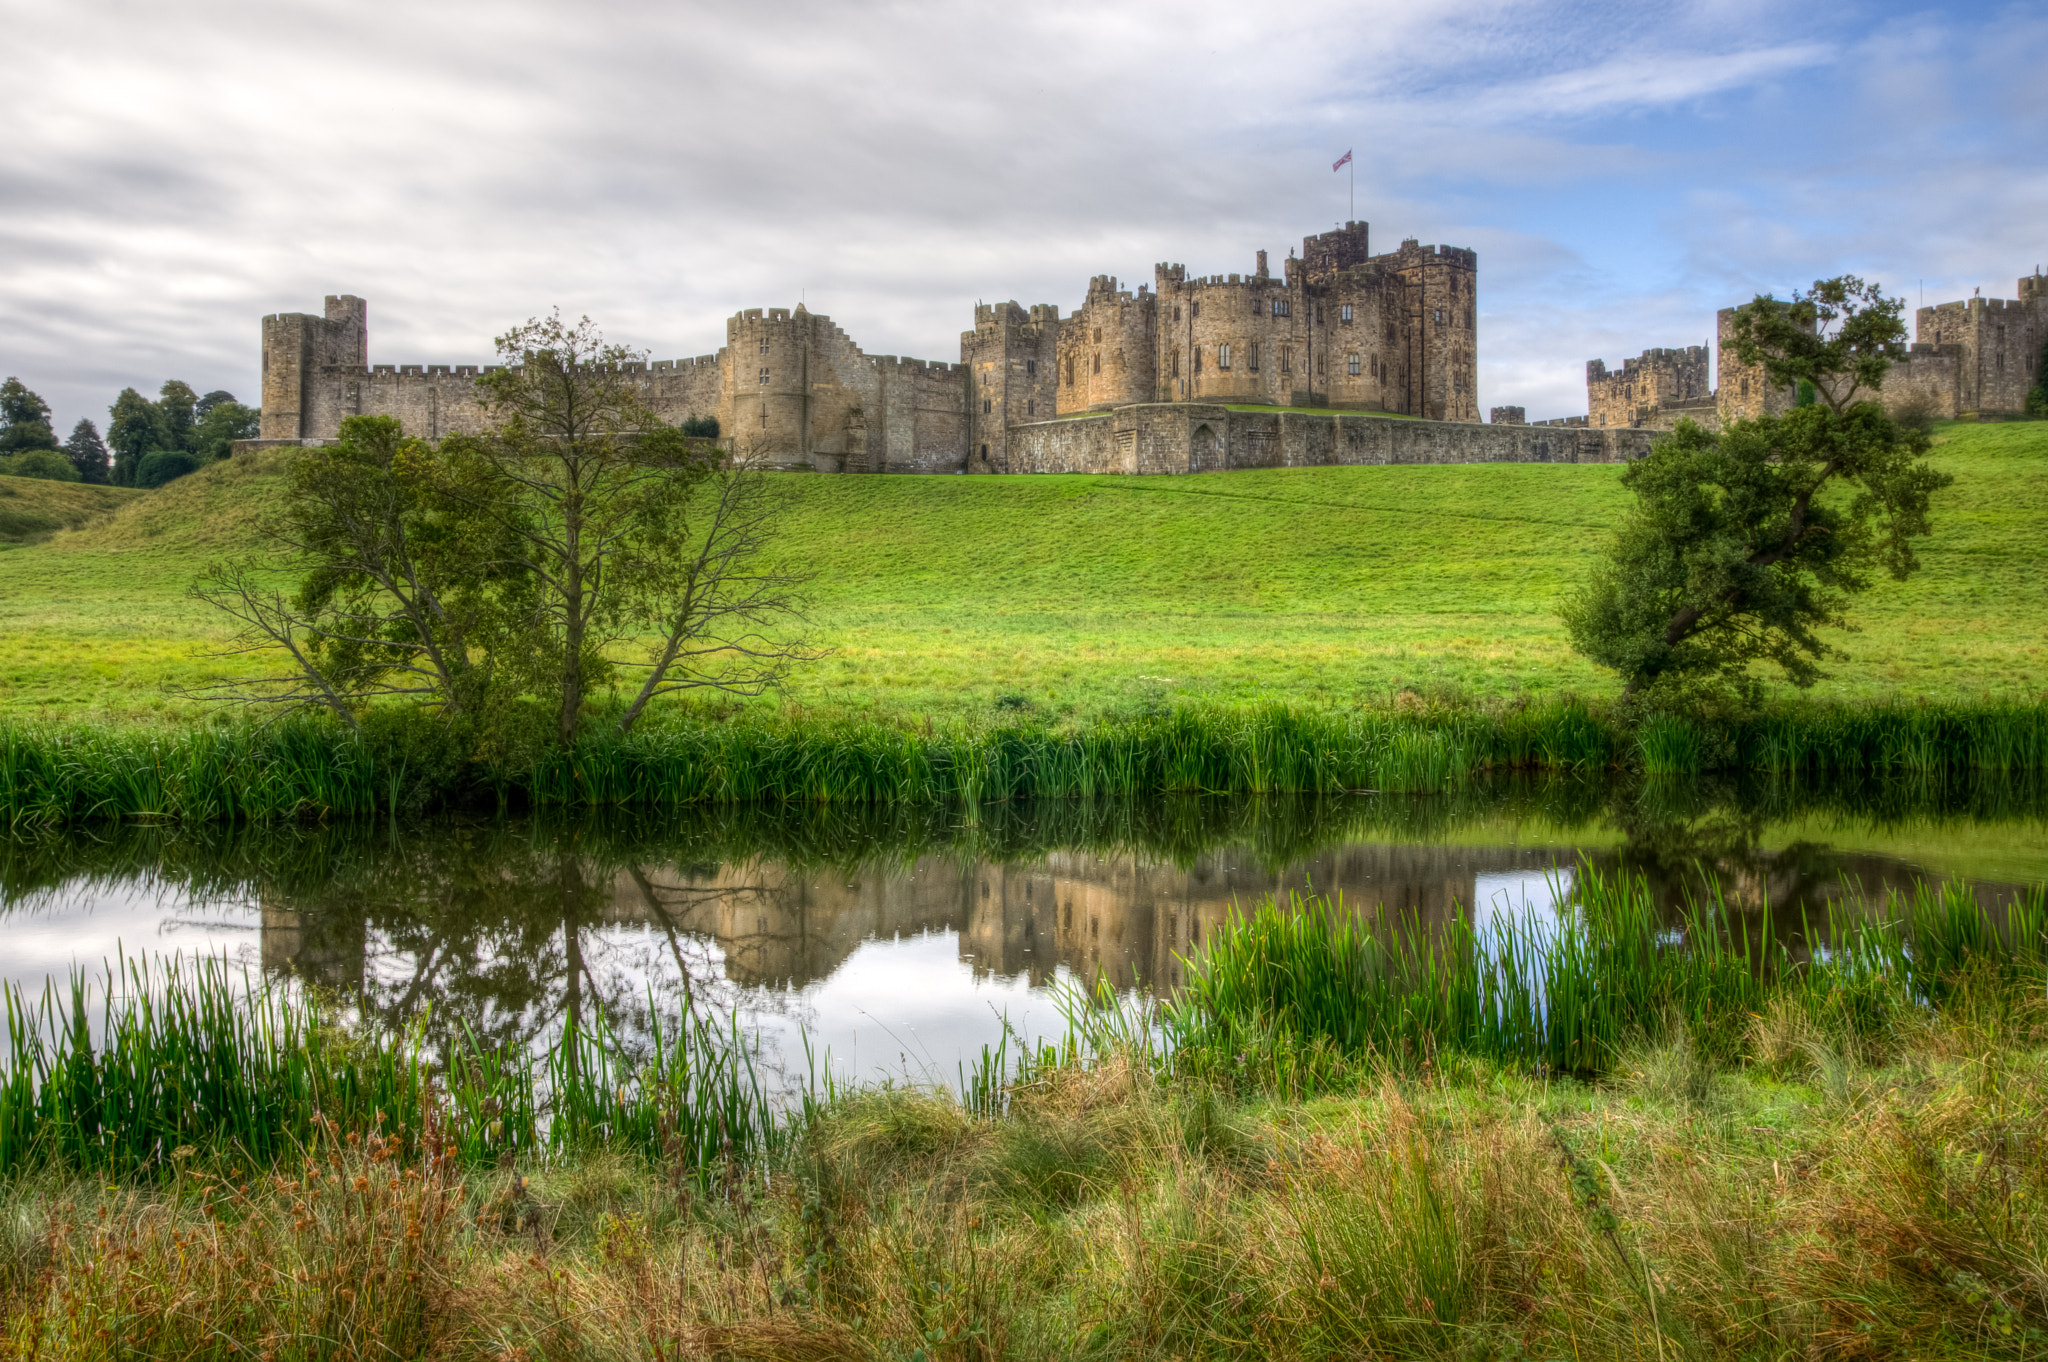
[3,771,2041,1048]
[1587,771,2047,950]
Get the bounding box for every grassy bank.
[0,475,139,547]
[0,420,2043,724]
[5,697,2048,824]
[4,866,2048,1358]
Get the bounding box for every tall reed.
[5,697,2046,823]
[1164,865,2048,1088]
[0,955,777,1183]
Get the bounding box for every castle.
[1534,270,2048,433]
[255,220,1658,474]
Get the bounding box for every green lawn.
[0,421,2042,724]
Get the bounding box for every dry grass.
[4,990,2048,1360]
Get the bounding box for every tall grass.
[1165,865,2048,1088]
[4,697,2047,823]
[0,954,777,1183]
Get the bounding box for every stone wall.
[1007,404,1654,475]
[960,301,1061,472]
[1143,226,1479,422]
[1715,306,1800,423]
[1879,345,1963,420]
[1586,345,1710,429]
[1056,277,1156,412]
[260,295,368,438]
[1915,278,2047,415]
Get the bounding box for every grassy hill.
[0,423,2041,724]
[0,475,141,546]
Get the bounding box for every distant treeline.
[0,375,257,487]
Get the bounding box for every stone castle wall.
[1573,271,2047,431]
[960,301,1060,472]
[255,216,1511,476]
[1007,404,1654,475]
[1586,345,1710,430]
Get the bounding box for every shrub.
[135,448,201,488]
[0,449,81,482]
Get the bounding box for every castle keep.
[1542,268,2048,433]
[258,219,1657,474]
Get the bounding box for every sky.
[3,0,2044,435]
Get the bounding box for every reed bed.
[6,696,2047,824]
[1166,866,2048,1089]
[0,955,776,1184]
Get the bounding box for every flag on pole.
[1332,150,1352,172]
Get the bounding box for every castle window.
[1347,353,1361,376]
[1026,359,1036,376]
[1093,353,1101,374]
[981,444,988,460]
[1434,309,1444,324]
[1340,304,1353,324]
[1370,355,1378,378]
[1218,343,1232,370]
[1027,399,1035,415]
[757,368,769,385]
[1248,343,1259,372]
[758,338,769,354]
[1192,302,1200,319]
[1065,357,1075,386]
[1093,327,1102,343]
[983,399,992,414]
[1171,352,1180,378]
[1272,299,1290,318]
[1174,306,1181,322]
[1194,347,1202,373]
[1280,345,1291,375]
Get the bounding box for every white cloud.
[0,0,2038,437]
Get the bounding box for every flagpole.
[1350,158,1354,222]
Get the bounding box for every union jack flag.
[1332,149,1352,172]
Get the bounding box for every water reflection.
[3,774,2043,1083]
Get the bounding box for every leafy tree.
[1565,277,1952,704]
[107,388,161,487]
[136,450,201,488]
[0,448,81,481]
[189,397,260,461]
[156,380,198,451]
[191,415,509,728]
[1723,276,1905,413]
[438,312,812,746]
[191,316,811,745]
[0,377,59,455]
[680,413,720,438]
[62,419,111,484]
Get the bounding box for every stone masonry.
[248,218,1576,475]
[1569,268,2048,431]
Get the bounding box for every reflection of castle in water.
[592,843,1568,992]
[267,840,2036,1001]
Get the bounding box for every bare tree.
[614,448,819,733]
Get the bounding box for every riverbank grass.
[3,865,2046,1359]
